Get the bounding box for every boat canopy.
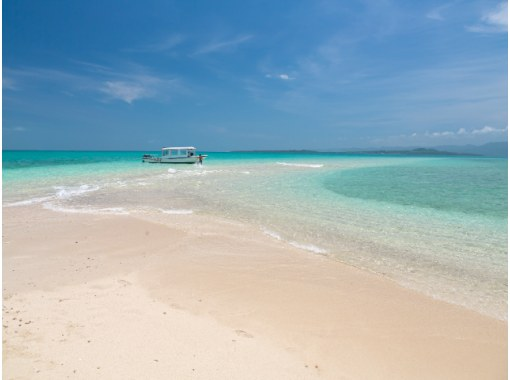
[162,146,196,150]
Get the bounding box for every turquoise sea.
[3,150,508,320]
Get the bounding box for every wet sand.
[3,206,507,379]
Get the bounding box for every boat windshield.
[162,149,195,157]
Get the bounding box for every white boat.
[142,147,207,164]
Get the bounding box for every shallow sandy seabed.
[3,206,507,379]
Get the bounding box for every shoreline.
[3,206,507,379]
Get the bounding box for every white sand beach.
[2,206,507,379]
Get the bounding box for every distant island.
[351,148,480,156]
[232,142,507,157]
[232,148,479,156]
[231,149,319,153]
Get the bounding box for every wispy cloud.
[467,2,507,33]
[3,76,19,90]
[193,35,253,56]
[4,126,28,132]
[426,3,455,21]
[98,71,183,104]
[4,66,97,93]
[100,81,151,104]
[98,72,184,104]
[247,38,506,147]
[4,63,185,104]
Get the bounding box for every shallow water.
[3,150,507,319]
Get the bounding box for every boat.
[142,147,207,164]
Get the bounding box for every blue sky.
[3,0,508,150]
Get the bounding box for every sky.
[3,0,508,151]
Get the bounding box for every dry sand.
[2,206,507,379]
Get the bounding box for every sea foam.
[276,162,324,168]
[262,228,283,240]
[289,241,328,255]
[262,227,327,254]
[159,208,194,215]
[5,184,99,207]
[4,196,54,207]
[43,203,129,215]
[54,184,100,199]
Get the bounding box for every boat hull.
[143,156,199,164]
[143,157,198,164]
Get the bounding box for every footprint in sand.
[117,279,132,287]
[235,329,253,338]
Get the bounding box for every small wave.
[54,184,100,199]
[262,227,327,254]
[43,202,129,215]
[4,196,54,207]
[158,168,226,179]
[262,228,283,241]
[183,169,223,176]
[276,162,324,168]
[6,185,100,207]
[159,208,193,215]
[289,241,328,254]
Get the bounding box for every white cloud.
[193,35,253,55]
[265,73,295,81]
[100,81,150,104]
[99,72,183,104]
[467,2,507,33]
[426,126,507,137]
[428,131,455,137]
[472,125,508,134]
[482,2,508,26]
[373,125,507,147]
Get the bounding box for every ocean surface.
[3,150,508,320]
